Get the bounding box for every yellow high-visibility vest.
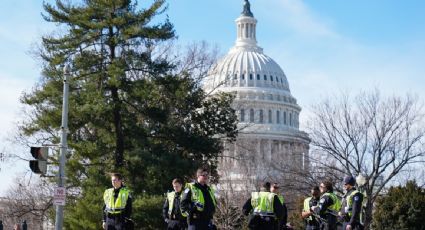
[303,197,313,221]
[251,191,276,216]
[182,183,216,217]
[277,194,285,204]
[346,190,362,218]
[167,191,181,216]
[322,192,341,212]
[103,187,130,214]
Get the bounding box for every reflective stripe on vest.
[167,191,176,216]
[103,187,129,214]
[251,192,275,216]
[323,192,341,213]
[185,183,216,213]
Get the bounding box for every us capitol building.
[204,0,310,199]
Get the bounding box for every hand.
[102,222,106,229]
[311,206,320,213]
[165,218,169,223]
[346,224,352,230]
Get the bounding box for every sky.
[0,0,425,195]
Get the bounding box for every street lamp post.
[54,65,70,230]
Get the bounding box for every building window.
[270,75,273,81]
[276,76,279,82]
[257,74,260,80]
[249,74,253,80]
[284,111,287,125]
[268,110,272,123]
[241,74,245,80]
[240,109,245,122]
[264,75,267,80]
[276,111,280,123]
[234,74,237,80]
[289,113,293,126]
[250,109,254,122]
[259,110,263,123]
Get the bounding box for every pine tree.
[372,181,425,230]
[20,0,237,228]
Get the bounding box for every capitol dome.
[205,0,310,194]
[205,1,290,94]
[205,0,303,135]
[207,49,290,92]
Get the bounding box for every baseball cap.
[343,175,356,186]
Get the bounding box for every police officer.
[102,173,132,230]
[270,183,288,230]
[242,181,284,230]
[301,186,321,230]
[163,178,187,230]
[311,180,341,230]
[341,176,364,230]
[180,168,217,230]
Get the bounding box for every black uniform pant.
[342,222,364,230]
[306,224,321,230]
[320,223,337,230]
[188,219,212,230]
[106,215,125,230]
[248,215,276,230]
[167,219,187,230]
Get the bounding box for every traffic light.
[29,147,48,174]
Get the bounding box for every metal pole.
[55,65,70,230]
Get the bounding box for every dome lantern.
[236,0,258,50]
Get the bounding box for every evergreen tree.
[20,0,237,228]
[372,181,425,230]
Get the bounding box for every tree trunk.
[363,198,374,230]
[111,86,124,168]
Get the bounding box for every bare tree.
[307,89,425,229]
[1,177,54,230]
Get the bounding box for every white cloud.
[254,0,425,104]
[257,0,340,39]
[247,0,425,135]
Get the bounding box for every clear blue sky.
[1,0,424,195]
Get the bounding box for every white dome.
[204,0,304,135]
[204,7,290,95]
[206,47,290,92]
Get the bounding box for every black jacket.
[317,193,337,229]
[346,188,363,226]
[162,191,185,221]
[180,182,216,221]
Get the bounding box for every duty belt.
[253,211,275,217]
[107,213,123,218]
